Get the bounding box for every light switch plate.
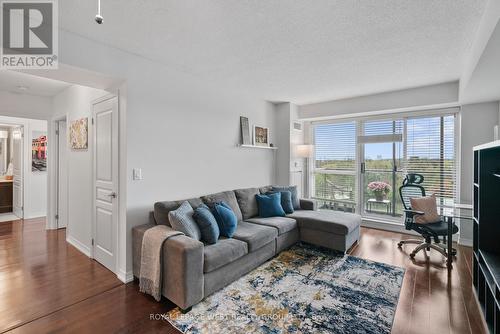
[133,168,143,180]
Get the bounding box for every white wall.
[0,92,53,120]
[275,103,292,186]
[460,0,500,102]
[459,101,500,244]
[51,85,108,256]
[57,30,277,278]
[0,115,47,219]
[275,103,305,192]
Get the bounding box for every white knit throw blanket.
[139,225,183,301]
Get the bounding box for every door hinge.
[55,214,59,220]
[360,162,366,174]
[55,130,59,135]
[91,238,94,246]
[92,118,94,125]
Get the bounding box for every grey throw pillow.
[168,201,201,240]
[272,186,300,210]
[234,187,260,220]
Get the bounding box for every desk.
[445,204,473,268]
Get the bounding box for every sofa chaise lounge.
[132,186,361,311]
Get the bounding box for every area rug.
[166,243,405,334]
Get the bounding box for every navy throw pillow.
[193,204,220,244]
[267,190,294,214]
[212,202,238,238]
[272,186,300,210]
[256,192,286,218]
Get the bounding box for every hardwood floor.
[0,218,486,334]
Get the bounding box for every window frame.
[310,107,460,223]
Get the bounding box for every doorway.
[0,124,24,222]
[360,139,403,219]
[11,127,23,218]
[56,119,68,228]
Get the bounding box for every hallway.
[0,218,121,332]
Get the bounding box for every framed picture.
[240,116,251,145]
[253,126,269,147]
[32,131,47,172]
[69,117,88,149]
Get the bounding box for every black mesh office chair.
[398,174,458,259]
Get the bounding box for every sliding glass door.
[360,119,404,218]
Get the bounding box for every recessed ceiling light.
[16,85,29,91]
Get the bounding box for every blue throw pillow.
[256,192,286,218]
[272,186,300,210]
[267,190,294,214]
[212,202,238,238]
[193,204,220,244]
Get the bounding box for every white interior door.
[93,96,119,273]
[12,128,23,218]
[57,121,68,228]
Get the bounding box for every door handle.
[108,192,117,199]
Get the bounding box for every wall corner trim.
[117,269,134,283]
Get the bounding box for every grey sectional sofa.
[132,186,361,311]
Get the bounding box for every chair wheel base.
[397,242,403,248]
[409,253,416,259]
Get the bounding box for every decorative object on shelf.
[237,144,277,150]
[240,116,250,145]
[69,117,88,150]
[253,125,269,147]
[31,131,47,172]
[368,181,391,201]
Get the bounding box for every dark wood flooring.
[0,218,486,333]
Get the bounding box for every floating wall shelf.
[237,144,278,150]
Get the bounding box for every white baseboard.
[362,218,418,236]
[66,235,92,258]
[24,213,47,220]
[458,237,473,247]
[117,269,134,283]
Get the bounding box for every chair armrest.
[300,198,317,211]
[163,235,204,309]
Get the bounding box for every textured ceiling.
[59,0,487,104]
